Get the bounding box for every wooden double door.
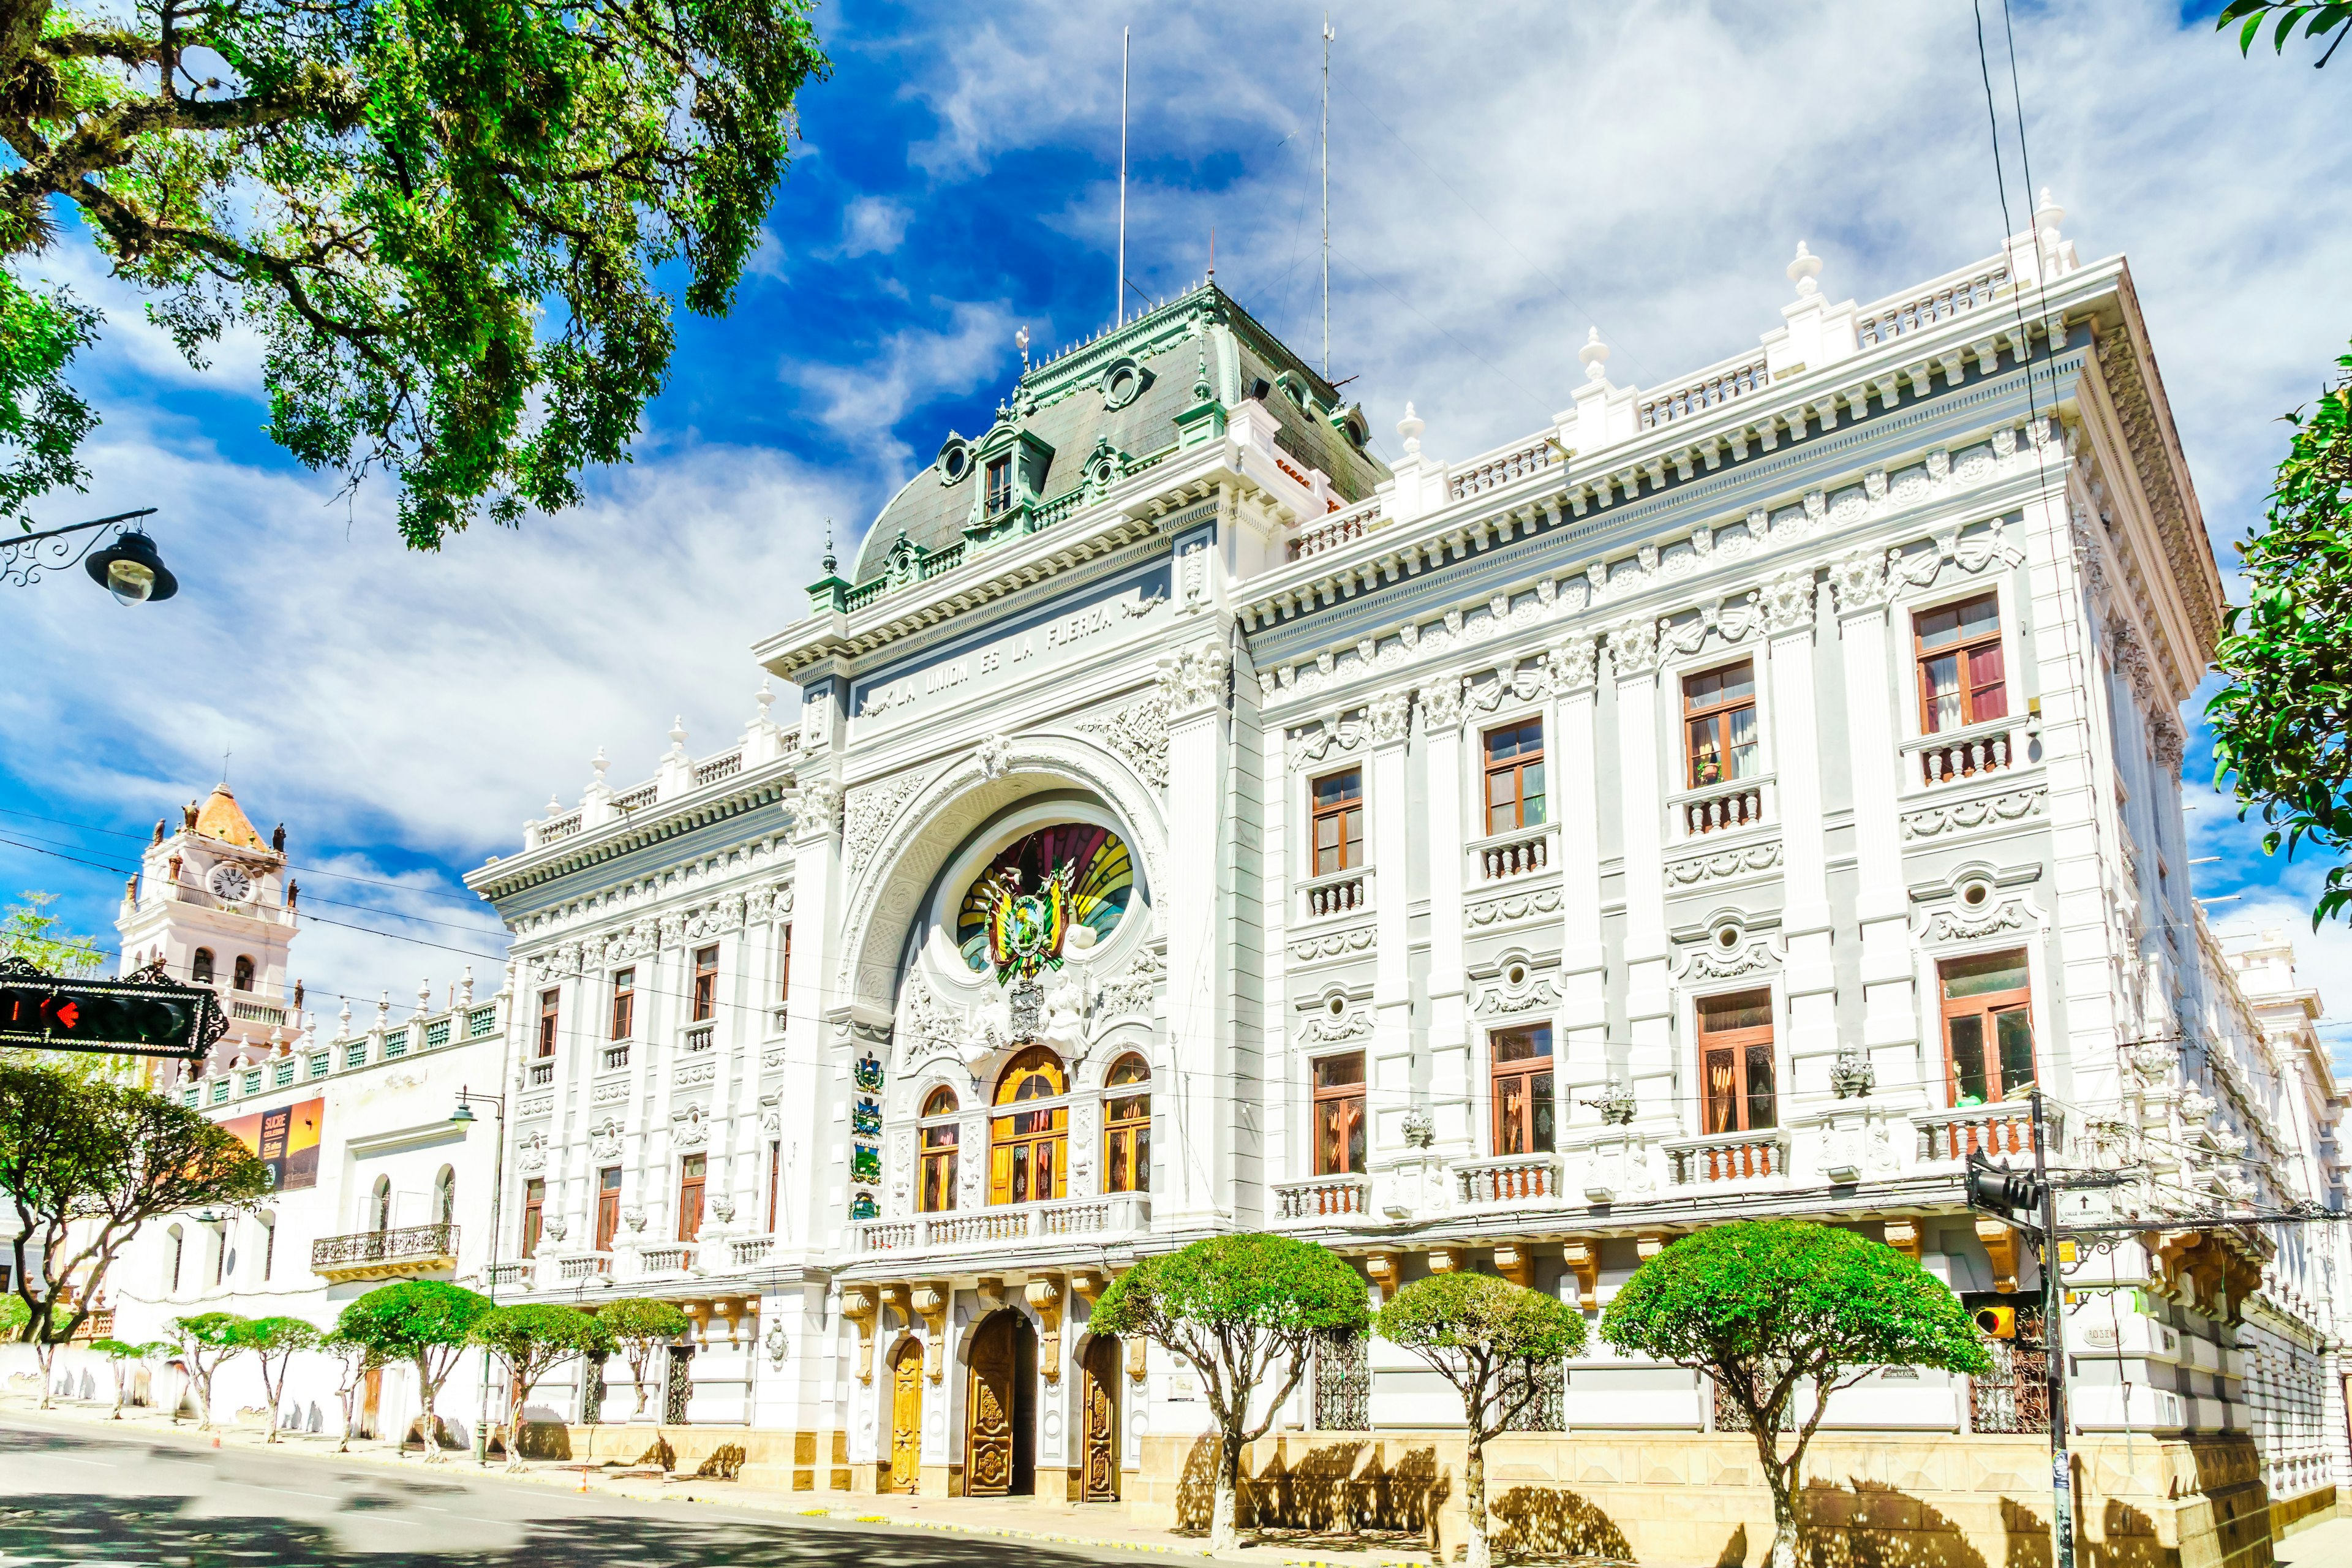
[964,1310,1036,1496]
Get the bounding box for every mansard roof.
[847,282,1390,584]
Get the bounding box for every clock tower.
[116,783,303,1081]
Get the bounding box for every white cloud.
[783,299,1019,473]
[839,197,912,257]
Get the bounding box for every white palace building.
[26,202,2351,1567]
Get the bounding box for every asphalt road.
[0,1416,1166,1568]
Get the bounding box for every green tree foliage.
[1091,1235,1370,1552]
[334,1280,491,1458]
[320,1327,385,1452]
[470,1303,612,1468]
[1377,1272,1588,1568]
[168,1310,251,1427]
[242,1314,322,1441]
[1601,1222,1989,1568]
[2217,2,2352,67]
[0,1061,268,1365]
[595,1296,688,1419]
[0,0,828,543]
[2209,349,2352,926]
[88,1335,170,1417]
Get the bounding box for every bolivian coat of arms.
[975,861,1077,985]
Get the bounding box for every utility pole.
[1321,12,1333,378]
[2030,1087,2075,1568]
[1117,25,1129,328]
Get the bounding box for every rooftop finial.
[1579,327,1611,383]
[1016,323,1030,370]
[821,518,837,575]
[1193,339,1213,404]
[1787,240,1823,297]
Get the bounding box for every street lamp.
[449,1086,506,1466]
[2,508,176,601]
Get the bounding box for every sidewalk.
[0,1395,1442,1568]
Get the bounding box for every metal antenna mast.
[1321,12,1333,377]
[1117,25,1129,328]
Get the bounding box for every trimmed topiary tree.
[1090,1234,1370,1552]
[1378,1271,1588,1568]
[321,1329,385,1453]
[336,1281,492,1460]
[1601,1221,1991,1568]
[243,1316,323,1442]
[168,1311,251,1428]
[88,1336,170,1419]
[470,1304,616,1468]
[595,1297,691,1420]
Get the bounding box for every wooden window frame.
[989,1046,1069,1205]
[1938,950,2037,1107]
[594,1166,622,1252]
[919,1087,960,1214]
[1488,1023,1556,1156]
[609,968,635,1042]
[985,454,1013,515]
[692,945,720,1023]
[521,1178,546,1259]
[766,1140,782,1232]
[778,924,793,1003]
[1104,1054,1151,1194]
[1683,660,1760,790]
[537,988,560,1058]
[1311,769,1365,876]
[676,1153,707,1242]
[1913,592,2008,734]
[1482,719,1547,835]
[1697,988,1777,1134]
[1312,1050,1368,1176]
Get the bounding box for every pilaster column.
[1546,638,1608,1105]
[781,775,843,1262]
[1159,639,1234,1224]
[1762,572,1839,1095]
[1607,619,1673,1125]
[1368,687,1415,1155]
[1826,552,1921,1091]
[1419,679,1471,1153]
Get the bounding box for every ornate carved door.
[889,1340,924,1493]
[1080,1335,1119,1501]
[965,1314,1015,1496]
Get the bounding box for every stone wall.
[1128,1430,2283,1568]
[541,1424,846,1493]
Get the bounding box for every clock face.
[207,863,254,903]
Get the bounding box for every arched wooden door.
[965,1310,1036,1496]
[1080,1335,1120,1501]
[888,1340,924,1493]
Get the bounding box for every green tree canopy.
[595,1296,688,1419]
[336,1280,491,1458]
[88,1335,170,1417]
[1378,1271,1588,1568]
[241,1314,322,1441]
[2209,348,2352,927]
[0,0,828,545]
[1091,1235,1370,1553]
[471,1303,613,1468]
[2217,3,2352,67]
[1602,1222,1989,1568]
[168,1310,252,1427]
[0,1061,268,1355]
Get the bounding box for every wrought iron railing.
[311,1224,458,1272]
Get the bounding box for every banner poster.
[219,1096,324,1191]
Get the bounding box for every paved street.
[0,1417,1178,1568]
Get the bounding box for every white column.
[1763,573,1838,1093]
[1548,638,1608,1108]
[1828,553,1921,1096]
[1368,687,1415,1155]
[1419,679,1471,1153]
[1159,639,1234,1226]
[1607,619,1675,1125]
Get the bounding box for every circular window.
[1101,358,1145,411]
[1960,880,1992,908]
[1504,962,1529,989]
[958,823,1135,975]
[1715,924,1743,951]
[939,440,971,484]
[1326,994,1346,1019]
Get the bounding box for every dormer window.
[985,454,1012,515]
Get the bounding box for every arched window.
[167,1224,185,1295]
[371,1176,392,1233]
[989,1046,1067,1205]
[190,949,214,984]
[232,955,255,992]
[1104,1054,1151,1194]
[434,1167,456,1228]
[919,1087,960,1213]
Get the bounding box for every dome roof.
[193,784,269,853]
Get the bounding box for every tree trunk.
[1464,1427,1491,1568]
[506,1371,529,1471]
[34,1341,55,1409]
[415,1355,443,1463]
[1766,1458,1799,1568]
[1208,1422,1244,1553]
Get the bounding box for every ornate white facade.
[456,203,2350,1527]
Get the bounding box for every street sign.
[0,957,228,1061]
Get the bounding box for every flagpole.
[1117,26,1129,327]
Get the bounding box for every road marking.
[42,1458,111,1468]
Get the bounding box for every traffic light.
[1965,1148,2045,1218]
[1973,1305,2018,1339]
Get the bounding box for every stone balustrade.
[1273,1175,1372,1222]
[851,1193,1150,1254]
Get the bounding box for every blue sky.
[2,1,2347,1070]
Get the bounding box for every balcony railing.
[636,1245,692,1275]
[1273,1175,1372,1223]
[527,1060,554,1087]
[487,1261,532,1289]
[1665,1131,1787,1185]
[730,1235,775,1268]
[1300,867,1369,921]
[602,1042,631,1071]
[312,1224,459,1281]
[556,1254,611,1282]
[1455,1153,1564,1206]
[1904,718,2021,787]
[1673,774,1771,838]
[851,1193,1150,1254]
[683,1022,715,1053]
[1473,825,1553,881]
[1915,1101,2055,1163]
